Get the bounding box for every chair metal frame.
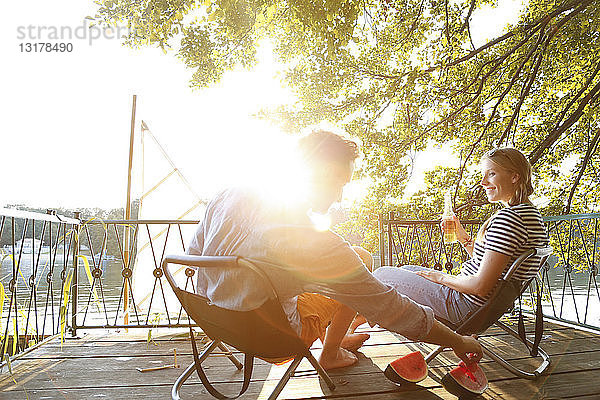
[425,246,554,380]
[162,255,336,400]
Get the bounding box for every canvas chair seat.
[425,246,553,380]
[162,255,336,400]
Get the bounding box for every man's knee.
[352,246,373,271]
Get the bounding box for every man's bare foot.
[340,333,370,351]
[318,347,358,370]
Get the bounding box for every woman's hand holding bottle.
[441,191,473,247]
[441,214,471,245]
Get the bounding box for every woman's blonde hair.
[482,147,533,206]
[477,147,534,240]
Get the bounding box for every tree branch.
[565,127,600,213]
[498,32,549,144]
[423,0,593,73]
[480,25,547,139]
[458,0,477,34]
[530,60,600,164]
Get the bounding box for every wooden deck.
[2,316,600,399]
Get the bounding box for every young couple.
[188,130,548,371]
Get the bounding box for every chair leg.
[217,342,243,370]
[425,345,446,364]
[172,340,221,400]
[172,361,197,400]
[489,320,551,379]
[267,352,336,400]
[305,351,336,391]
[481,342,550,380]
[268,356,304,400]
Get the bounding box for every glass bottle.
[442,191,458,243]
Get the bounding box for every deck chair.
[162,255,336,400]
[425,246,553,379]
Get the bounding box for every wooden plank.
[21,322,590,362]
[10,361,598,400]
[6,323,597,387]
[3,320,600,400]
[4,334,600,394]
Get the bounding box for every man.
[188,130,482,370]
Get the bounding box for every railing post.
[378,214,385,267]
[388,211,395,266]
[71,212,81,337]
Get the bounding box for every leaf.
[265,4,276,18]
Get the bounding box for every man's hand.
[424,321,483,366]
[452,335,483,366]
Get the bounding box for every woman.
[372,147,549,325]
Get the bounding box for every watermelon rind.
[441,372,479,399]
[383,351,428,385]
[441,361,488,399]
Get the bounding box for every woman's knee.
[352,246,374,271]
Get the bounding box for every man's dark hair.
[298,130,359,166]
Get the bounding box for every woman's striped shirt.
[460,203,549,307]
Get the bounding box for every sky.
[0,0,525,215]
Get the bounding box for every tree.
[92,0,600,224]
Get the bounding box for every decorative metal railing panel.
[0,208,80,362]
[379,212,600,330]
[377,211,483,271]
[541,214,600,329]
[73,219,199,330]
[0,210,203,364]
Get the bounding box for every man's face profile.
[309,160,355,213]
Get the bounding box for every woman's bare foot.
[318,347,358,370]
[340,333,370,351]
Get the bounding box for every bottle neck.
[443,194,453,216]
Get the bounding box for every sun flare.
[222,124,311,207]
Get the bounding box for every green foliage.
[93,0,600,243]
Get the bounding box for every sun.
[220,121,310,207]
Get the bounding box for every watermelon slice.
[384,351,428,385]
[441,360,488,399]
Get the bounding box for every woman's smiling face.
[480,158,519,204]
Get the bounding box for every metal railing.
[541,214,600,329]
[0,208,80,362]
[2,207,598,363]
[377,211,483,270]
[379,212,600,330]
[0,209,203,363]
[72,219,200,331]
